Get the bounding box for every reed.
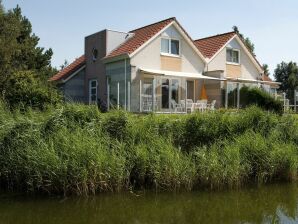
[0,103,298,195]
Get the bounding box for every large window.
[89,79,98,104]
[161,38,180,56]
[226,49,240,64]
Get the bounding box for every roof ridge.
[194,31,236,42]
[129,17,176,33]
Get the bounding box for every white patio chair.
[180,99,194,113]
[196,100,207,112]
[170,99,183,112]
[207,100,216,111]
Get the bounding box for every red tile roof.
[194,32,236,58]
[262,74,272,82]
[50,55,85,81]
[105,17,175,59]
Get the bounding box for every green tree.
[0,2,60,109]
[4,70,61,110]
[262,64,270,76]
[274,61,298,103]
[233,26,255,55]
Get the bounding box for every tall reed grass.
[0,102,298,195]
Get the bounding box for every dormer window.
[161,38,180,56]
[226,48,240,64]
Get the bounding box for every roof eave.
[102,54,130,64]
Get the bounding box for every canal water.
[0,183,298,224]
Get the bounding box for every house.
[50,17,280,112]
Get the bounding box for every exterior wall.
[207,37,261,80]
[60,69,86,102]
[106,30,132,55]
[206,47,226,74]
[85,30,107,104]
[226,64,241,78]
[130,25,205,73]
[160,55,181,71]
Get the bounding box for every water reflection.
[0,183,298,224]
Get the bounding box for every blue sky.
[3,0,298,77]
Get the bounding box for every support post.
[185,80,187,113]
[127,81,130,112]
[225,81,228,109]
[152,79,156,112]
[139,79,142,112]
[107,78,110,111]
[237,83,240,109]
[124,59,127,111]
[294,90,297,113]
[283,92,286,112]
[117,82,120,110]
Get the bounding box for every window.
[89,79,98,104]
[161,38,180,56]
[92,48,98,61]
[226,49,240,64]
[161,39,169,54]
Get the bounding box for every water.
[0,183,298,224]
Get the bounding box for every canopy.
[226,77,281,85]
[140,68,225,81]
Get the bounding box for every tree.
[262,64,270,76]
[4,70,61,110]
[0,2,60,108]
[274,61,298,103]
[0,4,55,87]
[60,60,69,70]
[232,26,255,56]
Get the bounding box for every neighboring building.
[50,17,280,112]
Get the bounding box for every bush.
[240,86,283,114]
[2,70,62,110]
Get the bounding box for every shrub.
[2,70,62,110]
[240,86,283,114]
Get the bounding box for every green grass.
[0,103,298,195]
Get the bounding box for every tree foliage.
[4,70,61,110]
[0,2,60,109]
[262,64,270,76]
[274,61,298,103]
[232,26,255,55]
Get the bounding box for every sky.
[3,0,298,77]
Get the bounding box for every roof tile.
[194,32,236,58]
[105,17,175,59]
[50,55,85,81]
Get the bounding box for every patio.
[107,68,280,113]
[138,68,224,113]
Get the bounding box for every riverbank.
[0,103,298,195]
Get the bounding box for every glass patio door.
[187,80,194,101]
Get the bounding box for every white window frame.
[226,48,240,65]
[89,79,98,104]
[160,37,181,57]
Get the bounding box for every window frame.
[89,79,98,104]
[226,48,240,65]
[160,37,181,57]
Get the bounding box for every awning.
[226,77,281,85]
[140,68,226,81]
